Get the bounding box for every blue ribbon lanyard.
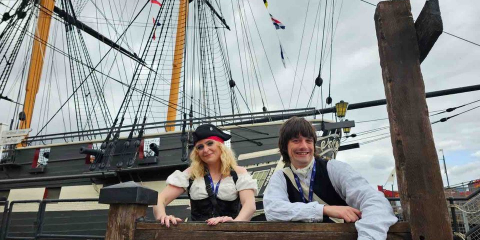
[207,174,222,197]
[291,162,316,203]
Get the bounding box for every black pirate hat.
[192,124,231,145]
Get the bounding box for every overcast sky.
[0,0,478,189]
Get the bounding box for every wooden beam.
[100,182,158,240]
[166,0,188,132]
[415,0,443,63]
[134,222,411,240]
[374,1,452,239]
[19,0,56,139]
[136,222,411,232]
[322,120,355,131]
[105,204,147,240]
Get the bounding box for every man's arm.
[263,170,324,222]
[328,160,398,240]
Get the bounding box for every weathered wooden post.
[99,181,158,240]
[374,0,453,239]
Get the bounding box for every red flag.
[151,0,162,6]
[152,17,161,26]
[152,32,156,40]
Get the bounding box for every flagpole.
[439,149,450,188]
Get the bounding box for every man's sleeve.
[328,160,398,240]
[263,170,325,222]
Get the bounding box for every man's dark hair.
[278,117,318,165]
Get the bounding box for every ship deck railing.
[1,198,104,240]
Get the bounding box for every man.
[263,117,397,240]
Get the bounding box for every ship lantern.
[343,119,351,135]
[335,100,348,120]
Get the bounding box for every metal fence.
[387,189,480,240]
[449,190,480,240]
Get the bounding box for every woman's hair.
[189,141,238,179]
[278,116,319,165]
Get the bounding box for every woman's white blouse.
[166,170,258,201]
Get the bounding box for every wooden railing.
[134,221,411,240]
[99,181,411,240]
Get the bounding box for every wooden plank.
[415,0,443,63]
[134,227,411,240]
[136,222,411,233]
[374,1,452,240]
[1,129,31,137]
[323,121,355,131]
[135,230,359,240]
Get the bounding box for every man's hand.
[323,205,362,223]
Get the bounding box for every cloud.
[435,140,465,151]
[369,155,393,170]
[448,161,480,182]
[472,151,480,158]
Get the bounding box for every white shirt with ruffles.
[263,158,398,240]
[166,170,258,201]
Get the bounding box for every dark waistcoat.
[188,170,240,221]
[284,158,347,223]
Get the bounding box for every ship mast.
[19,0,56,143]
[166,0,188,132]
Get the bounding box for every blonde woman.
[153,124,257,226]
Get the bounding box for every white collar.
[291,157,315,179]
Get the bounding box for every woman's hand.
[158,214,183,227]
[152,184,185,227]
[206,216,234,225]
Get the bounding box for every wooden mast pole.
[19,0,56,143]
[166,0,188,132]
[374,1,452,239]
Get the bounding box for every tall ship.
[0,0,354,238]
[0,0,479,239]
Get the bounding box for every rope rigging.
[235,0,267,112]
[30,0,153,138]
[343,101,480,145]
[0,0,158,140]
[244,0,284,111]
[100,0,251,156]
[60,0,113,139]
